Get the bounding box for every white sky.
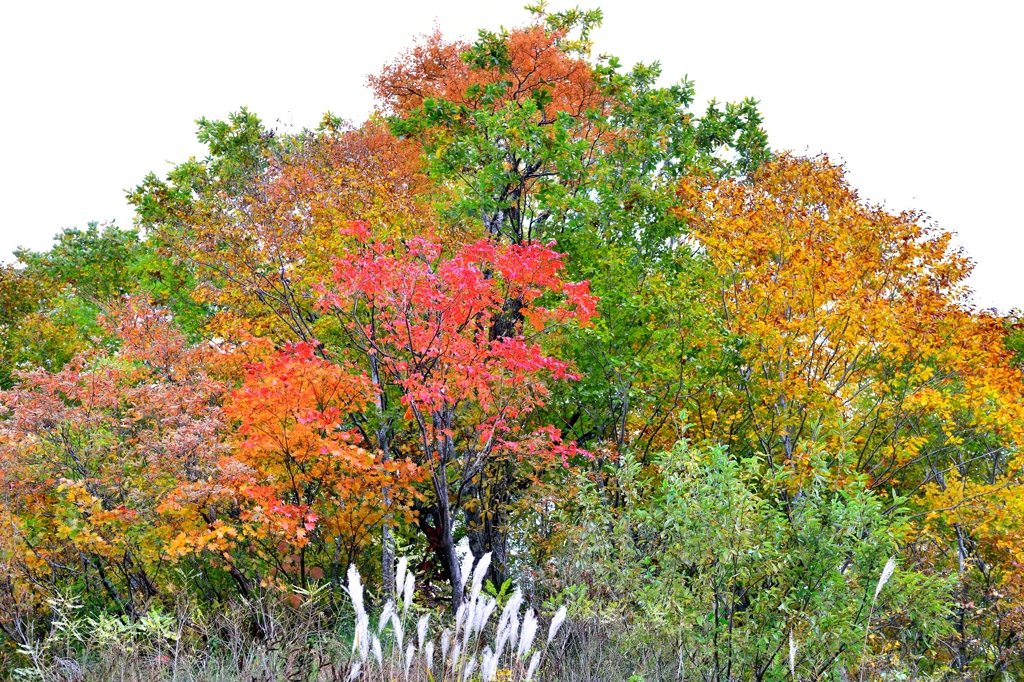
[1,0,1020,311]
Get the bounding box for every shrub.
[536,437,954,680]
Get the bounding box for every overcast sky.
[1,0,1020,311]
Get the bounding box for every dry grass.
[3,553,933,681]
[6,554,593,682]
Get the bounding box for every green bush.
[543,437,954,680]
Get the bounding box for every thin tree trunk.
[440,410,467,608]
[370,352,396,601]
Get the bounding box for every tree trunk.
[464,473,510,590]
[433,459,464,609]
[370,352,396,601]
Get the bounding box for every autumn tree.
[125,5,772,594]
[0,299,227,623]
[677,154,1024,674]
[317,226,595,603]
[0,222,210,396]
[0,264,57,390]
[14,223,143,303]
[0,224,139,389]
[369,6,771,580]
[129,113,434,345]
[371,4,768,244]
[162,340,420,598]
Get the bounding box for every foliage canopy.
[1,4,1022,680]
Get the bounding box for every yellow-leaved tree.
[677,154,1024,672]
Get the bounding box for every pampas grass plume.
[378,601,395,635]
[875,557,897,600]
[347,564,365,618]
[459,550,475,593]
[403,572,415,614]
[424,640,435,670]
[526,651,541,682]
[547,606,567,644]
[480,645,497,681]
[372,634,382,666]
[471,552,492,603]
[396,557,408,598]
[405,642,415,673]
[417,614,430,648]
[519,609,538,658]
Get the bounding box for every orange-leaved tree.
[130,115,435,343]
[371,4,767,247]
[130,114,440,597]
[370,7,622,246]
[162,341,420,597]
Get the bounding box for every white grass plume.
[450,643,461,671]
[875,556,897,600]
[346,564,365,619]
[346,564,369,662]
[459,550,475,593]
[525,651,541,682]
[480,645,497,681]
[424,640,435,670]
[353,614,369,663]
[547,605,567,644]
[518,609,538,658]
[455,603,467,635]
[462,600,476,648]
[860,556,899,682]
[496,588,523,660]
[396,557,408,596]
[440,629,450,661]
[475,596,497,636]
[498,589,523,634]
[378,601,395,635]
[509,612,521,654]
[371,634,382,666]
[403,572,415,614]
[417,614,430,648]
[471,552,492,603]
[391,609,404,650]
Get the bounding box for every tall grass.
[7,553,571,682]
[342,552,565,682]
[3,551,935,681]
